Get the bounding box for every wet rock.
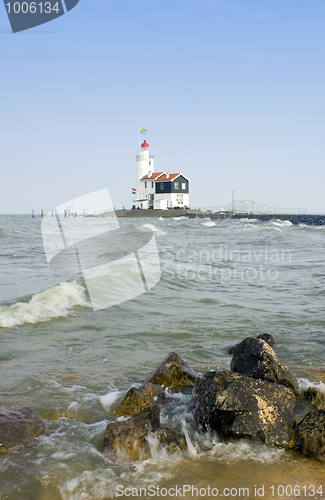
[104,406,160,462]
[114,383,165,417]
[104,405,187,463]
[0,406,48,452]
[297,410,325,460]
[230,337,298,395]
[151,427,187,454]
[228,334,275,355]
[146,352,199,390]
[301,387,325,410]
[256,333,275,346]
[190,370,296,448]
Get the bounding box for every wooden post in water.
[41,210,44,218]
[32,210,35,218]
[52,209,54,217]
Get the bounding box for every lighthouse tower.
[136,140,155,200]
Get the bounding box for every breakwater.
[115,209,325,225]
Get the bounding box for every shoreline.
[114,209,325,225]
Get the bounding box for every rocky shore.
[1,336,325,463]
[113,209,325,226]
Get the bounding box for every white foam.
[201,220,216,227]
[298,378,325,393]
[270,220,293,227]
[99,390,122,411]
[0,281,91,328]
[205,436,285,463]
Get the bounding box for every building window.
[149,161,151,166]
[152,182,154,188]
[160,183,164,190]
[145,182,147,188]
[182,182,186,190]
[174,182,179,189]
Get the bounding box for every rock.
[301,387,325,410]
[146,352,199,390]
[230,337,298,395]
[228,344,238,355]
[151,427,187,454]
[190,370,296,448]
[104,406,160,462]
[104,405,187,463]
[0,406,48,452]
[114,383,165,417]
[256,333,275,346]
[228,334,275,355]
[297,410,325,460]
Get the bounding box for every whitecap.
[0,281,91,328]
[201,220,216,227]
[269,220,293,227]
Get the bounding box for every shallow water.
[0,214,324,499]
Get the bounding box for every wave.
[201,220,216,227]
[143,223,167,235]
[268,220,293,227]
[0,281,91,328]
[0,227,20,237]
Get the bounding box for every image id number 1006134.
[269,485,323,497]
[5,2,61,14]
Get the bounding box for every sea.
[0,214,325,500]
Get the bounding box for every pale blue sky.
[1,0,325,213]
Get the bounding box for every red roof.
[140,172,190,182]
[157,173,180,181]
[141,140,149,148]
[141,172,164,181]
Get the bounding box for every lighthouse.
[132,139,190,210]
[136,140,155,200]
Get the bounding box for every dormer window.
[174,182,179,189]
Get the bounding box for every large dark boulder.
[190,370,296,448]
[230,337,298,395]
[256,333,275,346]
[297,410,325,460]
[0,406,48,452]
[228,334,275,355]
[104,406,187,463]
[114,383,165,417]
[146,352,199,390]
[301,387,325,410]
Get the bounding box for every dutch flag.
[132,188,136,195]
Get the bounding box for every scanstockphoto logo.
[41,189,161,311]
[3,0,79,33]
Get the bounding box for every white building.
[133,140,190,210]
